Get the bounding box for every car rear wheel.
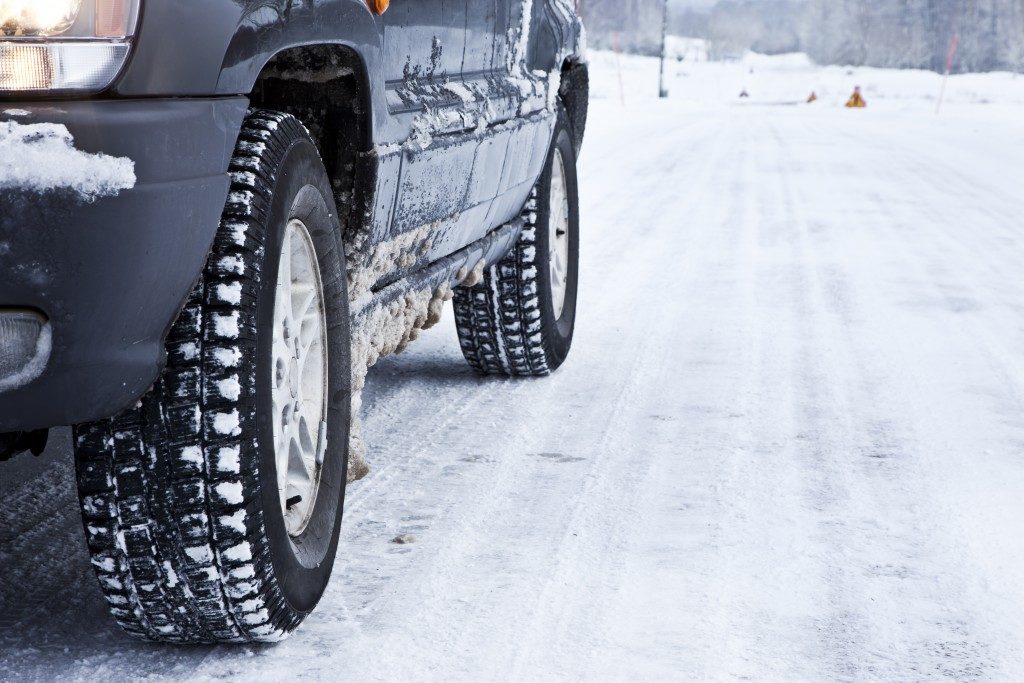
[73,110,351,643]
[453,104,580,376]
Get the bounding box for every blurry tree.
[801,0,1024,72]
[666,0,1024,72]
[708,0,803,57]
[582,0,666,55]
[670,8,710,38]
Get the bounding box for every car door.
[377,0,470,243]
[382,0,465,85]
[369,1,547,290]
[418,0,551,258]
[465,0,556,241]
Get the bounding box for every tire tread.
[453,194,555,377]
[74,110,314,643]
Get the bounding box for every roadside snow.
[595,46,1024,109]
[0,121,135,200]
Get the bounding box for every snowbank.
[0,121,136,200]
[591,47,1024,111]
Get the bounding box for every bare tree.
[582,0,669,55]
[691,0,1024,72]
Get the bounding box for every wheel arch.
[113,0,385,111]
[214,1,386,134]
[248,43,378,269]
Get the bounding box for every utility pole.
[936,33,959,114]
[658,0,669,98]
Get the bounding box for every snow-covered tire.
[454,105,580,376]
[72,110,351,643]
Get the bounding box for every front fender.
[528,0,587,73]
[114,1,382,93]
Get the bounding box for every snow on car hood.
[0,120,136,200]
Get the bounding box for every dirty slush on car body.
[0,0,588,643]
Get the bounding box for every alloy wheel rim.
[548,148,571,320]
[271,218,329,537]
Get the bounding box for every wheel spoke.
[292,283,317,326]
[296,333,320,380]
[288,437,312,481]
[297,418,316,469]
[277,420,292,507]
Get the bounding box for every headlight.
[0,0,82,36]
[0,0,139,94]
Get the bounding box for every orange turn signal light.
[368,0,389,15]
[96,0,133,37]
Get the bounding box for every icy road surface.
[4,53,1024,680]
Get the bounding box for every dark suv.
[0,0,587,643]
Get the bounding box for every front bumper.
[0,97,248,432]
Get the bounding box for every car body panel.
[0,0,586,434]
[0,98,249,431]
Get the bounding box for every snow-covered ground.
[4,50,1024,680]
[652,39,1024,109]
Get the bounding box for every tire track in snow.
[504,122,743,679]
[760,112,1018,678]
[292,118,738,681]
[0,460,93,631]
[236,112,737,679]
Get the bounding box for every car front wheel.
[73,110,351,643]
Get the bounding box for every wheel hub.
[271,218,329,537]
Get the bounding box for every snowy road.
[4,55,1024,680]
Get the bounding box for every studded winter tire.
[73,110,351,643]
[453,104,580,376]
